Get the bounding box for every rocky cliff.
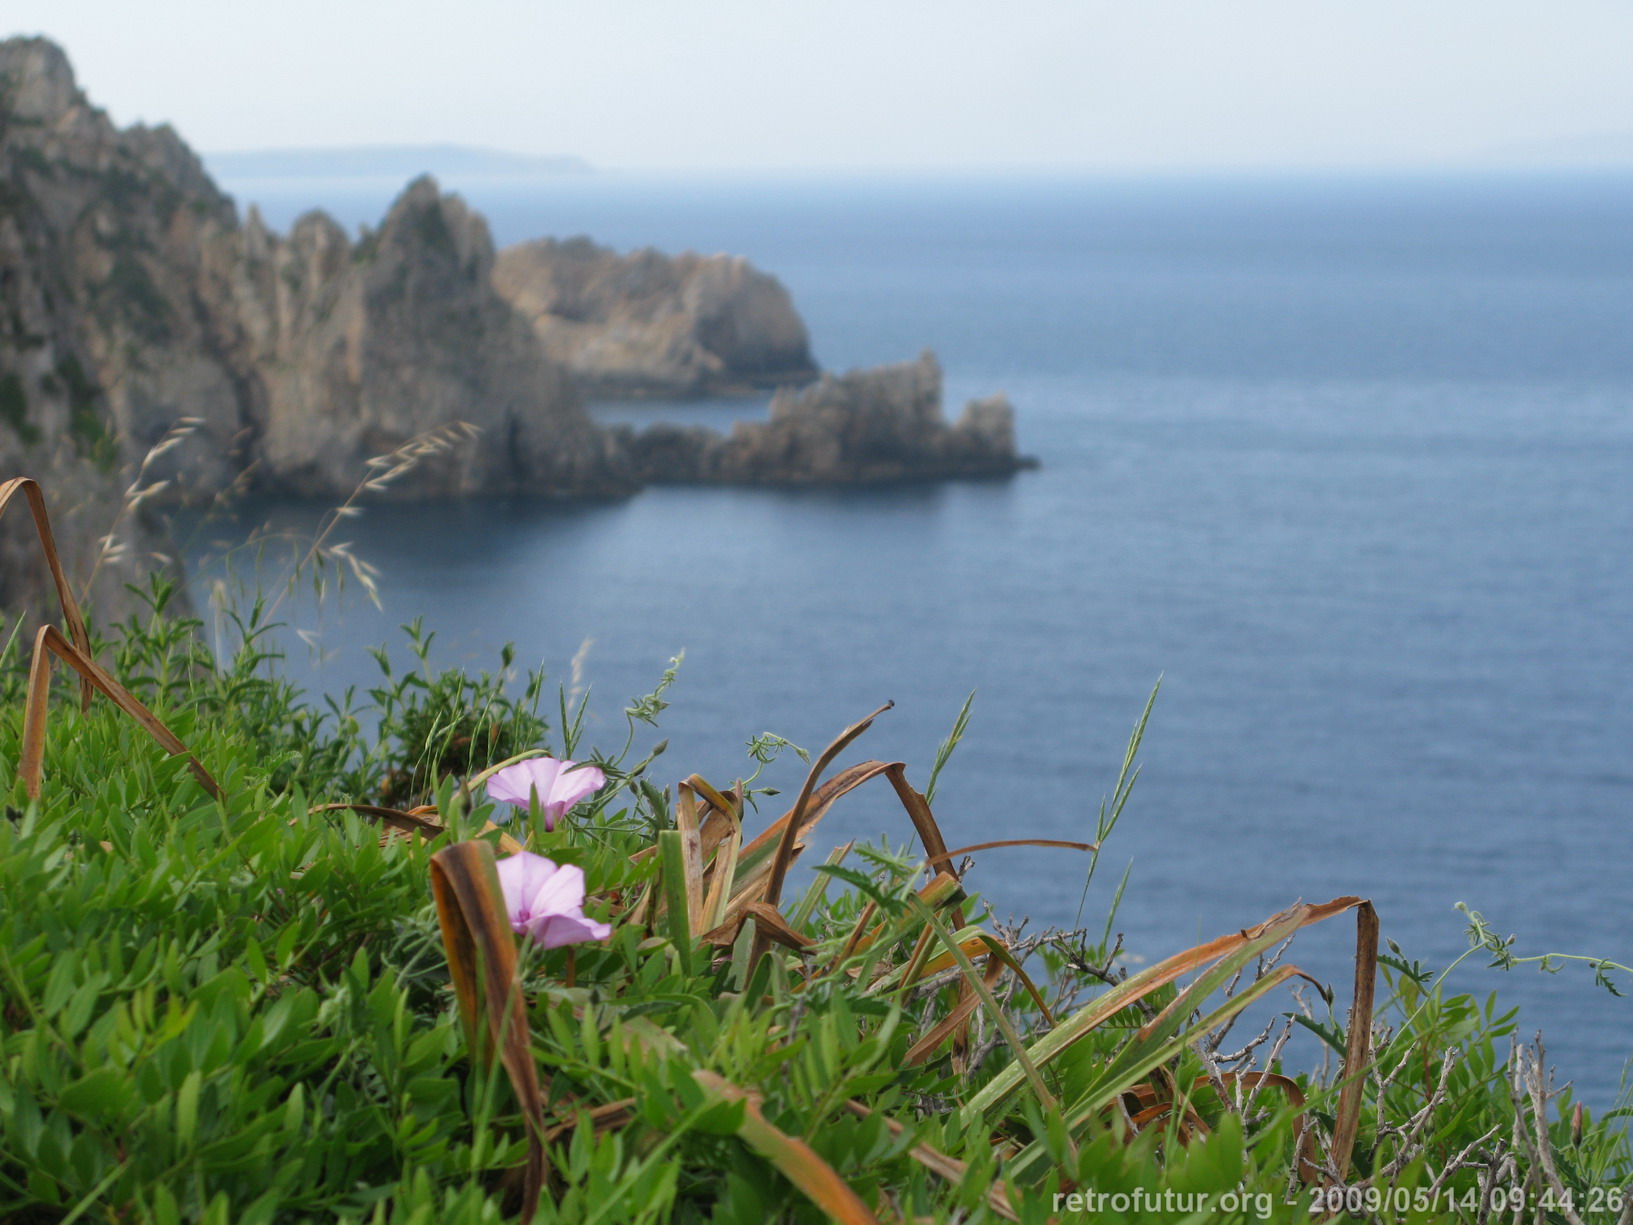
[239,183,631,497]
[0,38,629,500]
[0,37,214,618]
[0,38,633,619]
[493,236,818,398]
[1,37,1034,624]
[624,351,1033,484]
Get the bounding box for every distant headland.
[203,144,593,181]
[0,36,1035,619]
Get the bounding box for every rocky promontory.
[625,352,1032,485]
[1,37,1033,623]
[493,236,818,398]
[0,38,630,510]
[240,182,632,498]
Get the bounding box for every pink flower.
[486,756,605,830]
[495,851,612,948]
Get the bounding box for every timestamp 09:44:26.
[1311,1183,1628,1217]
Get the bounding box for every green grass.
[0,582,1628,1222]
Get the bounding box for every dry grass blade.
[882,763,951,873]
[682,773,740,860]
[699,808,743,931]
[762,704,893,911]
[741,902,813,952]
[935,837,1096,862]
[862,913,1043,1017]
[682,774,738,813]
[19,624,222,801]
[309,802,524,854]
[843,1100,1020,1222]
[848,872,963,958]
[542,1098,636,1146]
[732,759,895,901]
[0,477,95,709]
[693,1072,882,1225]
[674,783,706,935]
[429,841,548,1223]
[830,899,879,974]
[1329,900,1379,1185]
[1127,1081,1210,1137]
[911,896,1061,1120]
[965,933,1055,1024]
[875,932,991,987]
[903,957,1005,1065]
[701,902,814,954]
[966,896,1364,1121]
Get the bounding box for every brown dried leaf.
[843,1100,1019,1222]
[761,704,893,910]
[1330,900,1379,1185]
[0,477,94,709]
[310,802,525,855]
[19,624,221,801]
[693,1072,882,1225]
[429,841,549,1222]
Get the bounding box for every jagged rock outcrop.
[0,38,629,506]
[492,237,818,398]
[624,351,1034,484]
[1,37,634,620]
[239,181,632,497]
[0,38,202,619]
[1,37,1034,623]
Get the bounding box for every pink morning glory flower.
[495,851,612,948]
[486,756,605,830]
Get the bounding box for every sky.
[7,0,1633,172]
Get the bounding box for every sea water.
[193,169,1633,1100]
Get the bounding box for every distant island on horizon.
[203,143,592,180]
[198,140,1633,185]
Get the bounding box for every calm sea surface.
[195,170,1633,1100]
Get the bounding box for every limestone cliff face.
[1,37,1034,623]
[0,38,632,619]
[492,237,818,398]
[0,39,254,496]
[242,181,631,497]
[0,38,628,506]
[626,351,1033,485]
[0,37,209,619]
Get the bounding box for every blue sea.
[194,168,1633,1101]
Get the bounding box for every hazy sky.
[8,1,1633,171]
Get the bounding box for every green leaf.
[58,1068,135,1117]
[175,1069,202,1148]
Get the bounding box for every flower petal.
[487,758,567,809]
[528,860,587,916]
[495,851,562,932]
[531,909,613,949]
[548,761,606,808]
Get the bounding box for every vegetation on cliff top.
[0,478,1629,1222]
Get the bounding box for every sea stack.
[624,351,1035,485]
